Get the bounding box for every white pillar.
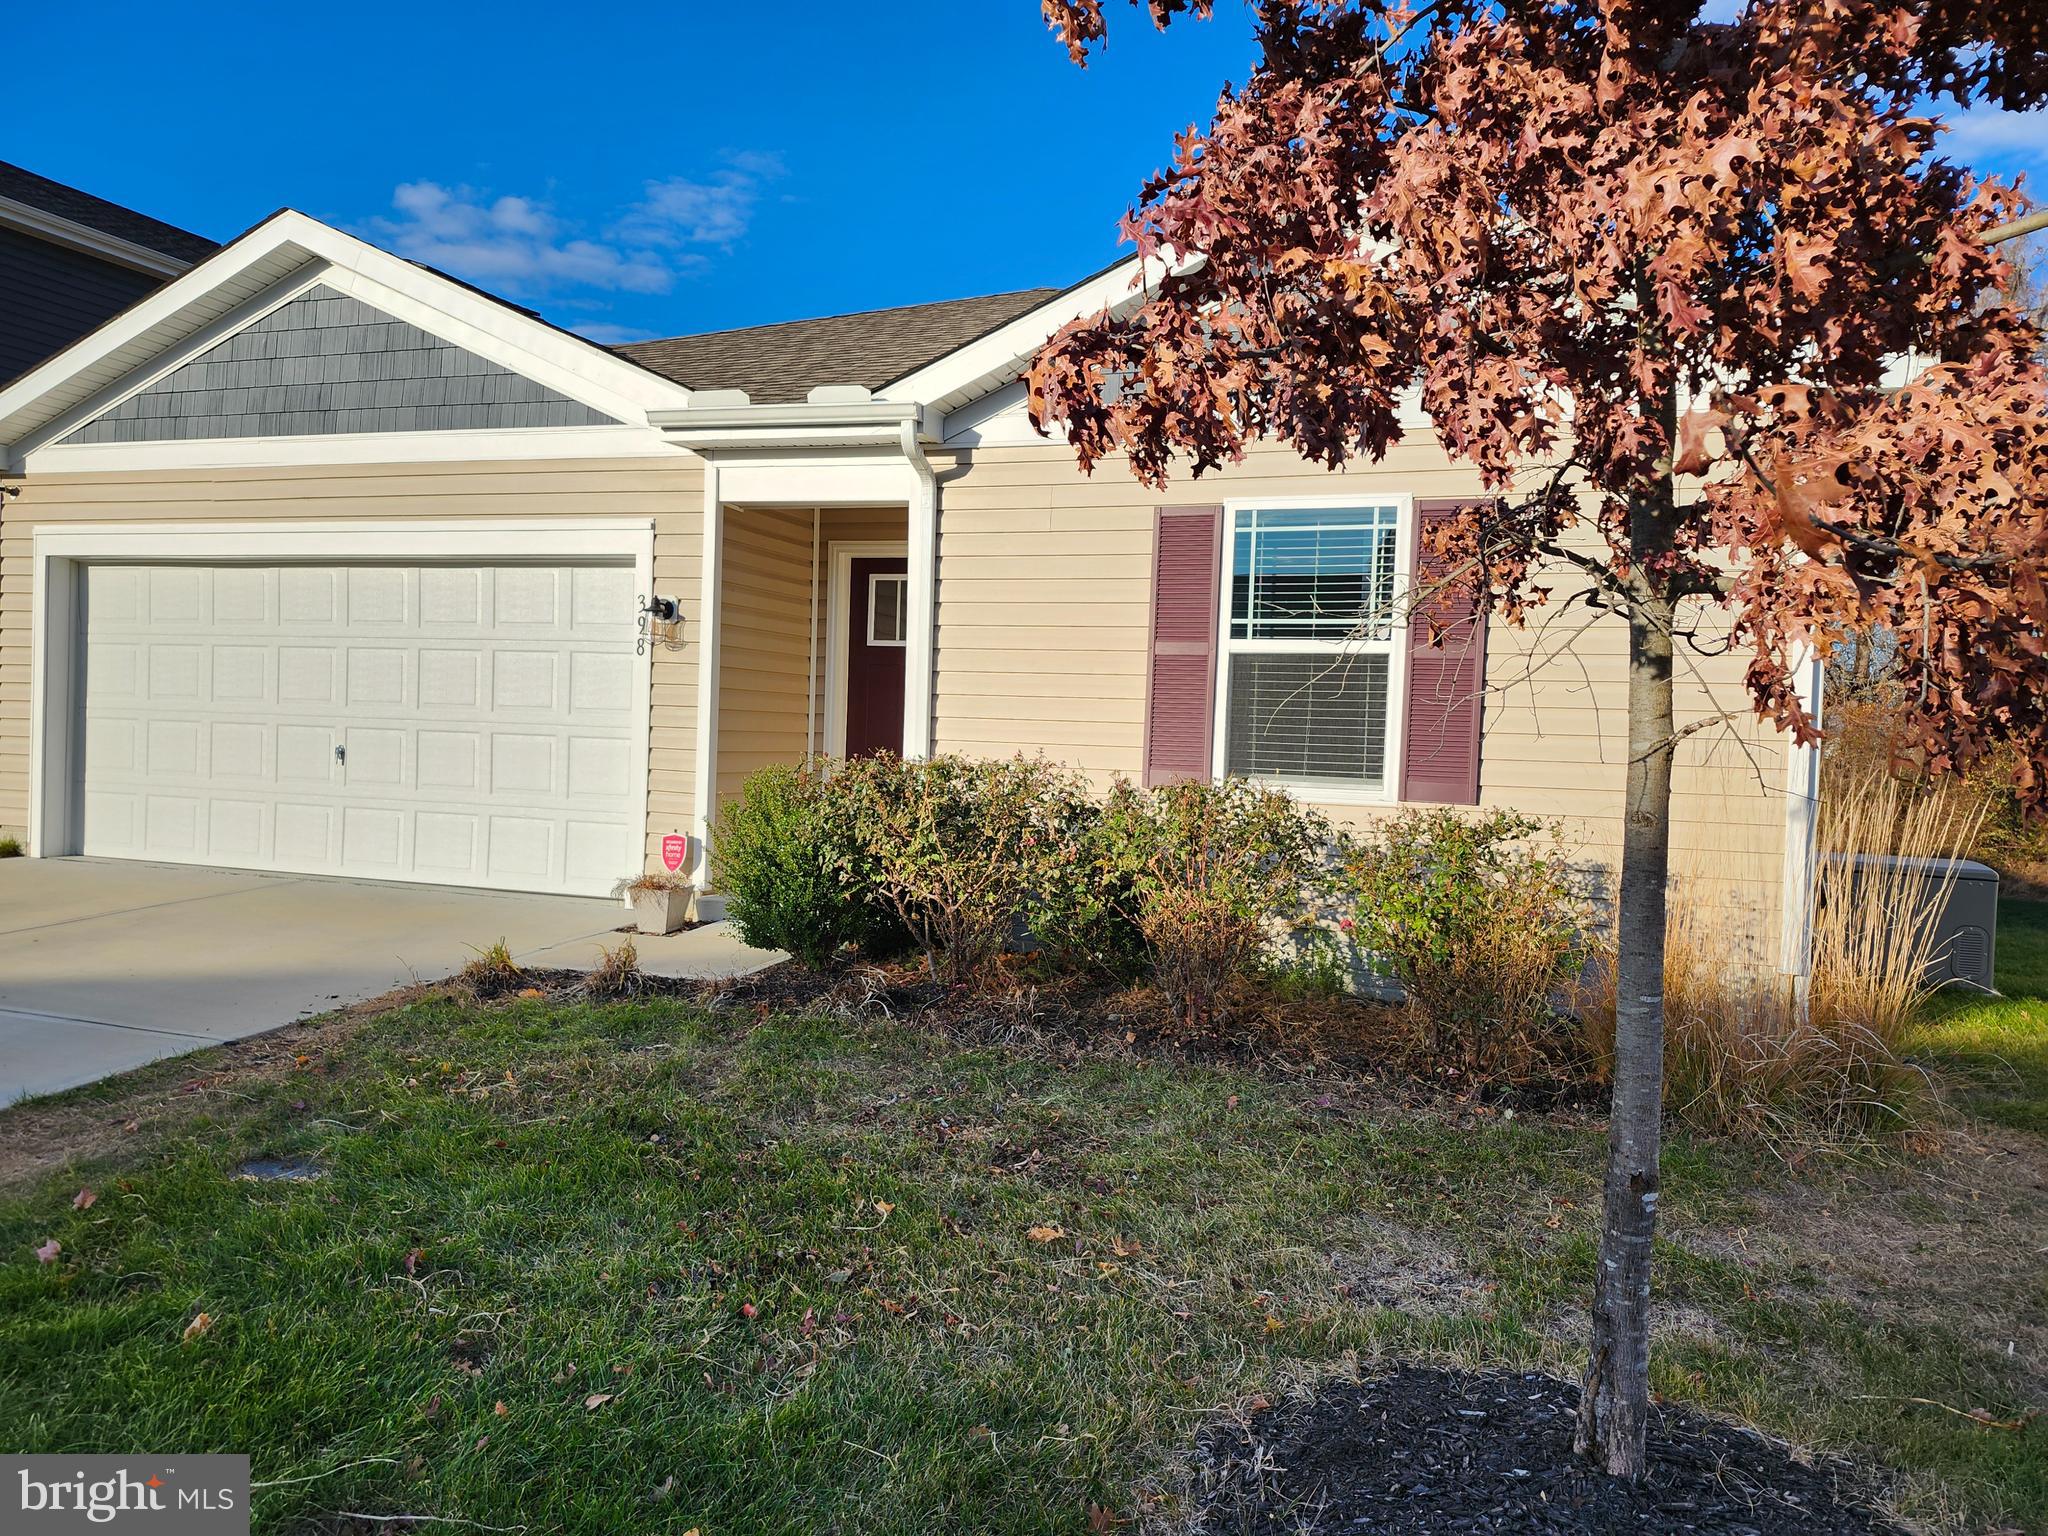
[900,423,937,760]
[692,462,724,879]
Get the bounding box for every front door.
[844,556,908,759]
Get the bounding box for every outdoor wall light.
[637,595,684,655]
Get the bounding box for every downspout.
[1777,642,1825,1007]
[899,416,938,760]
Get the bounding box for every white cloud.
[362,153,785,301]
[1938,106,2048,176]
[574,322,661,345]
[614,153,787,249]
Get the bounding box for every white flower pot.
[625,885,693,935]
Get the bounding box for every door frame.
[822,539,909,760]
[28,518,657,888]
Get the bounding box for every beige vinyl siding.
[929,437,1796,962]
[0,455,705,876]
[715,506,813,806]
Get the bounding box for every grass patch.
[1,935,2043,1532]
[1915,895,2048,1135]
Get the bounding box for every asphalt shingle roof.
[0,161,217,264]
[614,287,1062,403]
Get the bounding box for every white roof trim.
[874,253,1184,417]
[0,193,198,280]
[0,208,695,466]
[650,397,925,452]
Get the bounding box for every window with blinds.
[1230,504,1400,641]
[1221,502,1404,792]
[1226,653,1390,783]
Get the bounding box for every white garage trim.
[29,519,656,899]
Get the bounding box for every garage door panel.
[78,560,640,897]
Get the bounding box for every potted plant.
[613,871,695,935]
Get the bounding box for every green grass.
[1,934,2044,1534]
[1914,894,2048,1134]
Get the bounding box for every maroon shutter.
[1143,504,1223,787]
[1399,498,1488,805]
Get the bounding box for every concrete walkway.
[0,858,780,1104]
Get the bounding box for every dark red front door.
[845,556,908,759]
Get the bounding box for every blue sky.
[9,2,2042,345]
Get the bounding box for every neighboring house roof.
[616,288,1063,403]
[0,160,217,265]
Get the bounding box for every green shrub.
[713,762,900,969]
[827,753,1078,984]
[0,836,20,859]
[1338,808,1588,1078]
[1092,778,1327,1033]
[1023,784,1150,982]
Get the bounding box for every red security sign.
[661,833,690,873]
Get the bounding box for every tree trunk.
[1575,570,1677,1479]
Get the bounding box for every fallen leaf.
[72,1188,97,1211]
[584,1392,613,1411]
[35,1239,60,1265]
[493,1401,509,1417]
[1026,1225,1065,1243]
[182,1312,213,1342]
[873,1199,895,1218]
[404,1248,424,1277]
[1111,1235,1142,1257]
[517,987,544,1000]
[800,1306,817,1336]
[741,1302,759,1320]
[650,1475,675,1501]
[473,1434,489,1451]
[122,1120,139,1134]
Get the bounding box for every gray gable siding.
[63,284,617,443]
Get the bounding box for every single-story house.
[0,209,1819,971]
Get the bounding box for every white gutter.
[0,193,197,280]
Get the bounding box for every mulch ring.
[1189,1366,1896,1535]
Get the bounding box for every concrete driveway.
[0,857,778,1104]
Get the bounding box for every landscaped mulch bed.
[1189,1367,1895,1535]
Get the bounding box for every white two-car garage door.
[76,561,641,898]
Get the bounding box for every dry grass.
[1587,770,1984,1149]
[585,937,645,1000]
[454,938,525,1000]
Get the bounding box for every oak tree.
[1029,0,2048,1477]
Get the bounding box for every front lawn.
[2,925,2044,1533]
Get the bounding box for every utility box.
[1822,854,1999,992]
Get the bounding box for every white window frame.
[866,572,910,648]
[1211,493,1414,806]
